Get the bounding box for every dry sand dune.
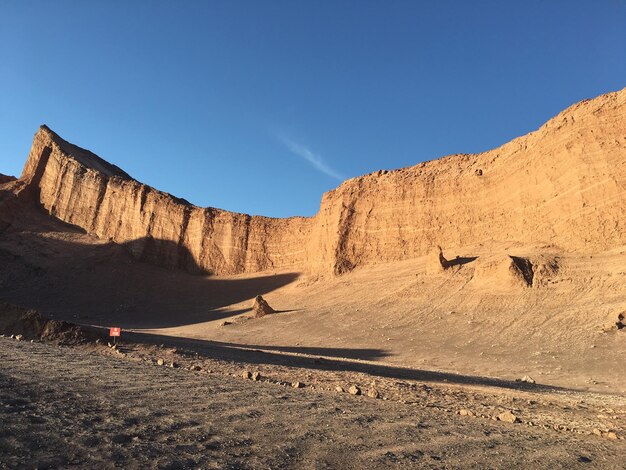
[1,88,626,467]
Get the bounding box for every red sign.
[109,327,121,337]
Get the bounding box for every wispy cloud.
[278,135,344,182]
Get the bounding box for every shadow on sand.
[121,330,571,394]
[0,214,300,328]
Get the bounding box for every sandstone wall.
[20,126,312,274]
[18,88,626,275]
[308,88,626,273]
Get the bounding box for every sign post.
[109,327,121,346]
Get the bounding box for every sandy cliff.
[17,88,626,275]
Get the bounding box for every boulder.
[497,410,519,423]
[252,296,275,318]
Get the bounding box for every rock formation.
[0,174,16,185]
[13,87,626,276]
[471,255,534,290]
[426,246,449,274]
[252,295,275,318]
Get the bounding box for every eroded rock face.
[19,126,313,275]
[16,87,626,275]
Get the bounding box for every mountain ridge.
[13,87,626,275]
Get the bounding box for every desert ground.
[1,333,625,469]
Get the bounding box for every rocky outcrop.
[252,295,275,318]
[15,88,626,275]
[0,174,16,185]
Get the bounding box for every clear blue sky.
[1,1,625,217]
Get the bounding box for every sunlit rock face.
[18,88,626,275]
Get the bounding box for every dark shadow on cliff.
[0,204,300,328]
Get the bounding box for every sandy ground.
[1,336,625,469]
[1,204,625,394]
[2,184,626,468]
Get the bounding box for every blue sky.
[1,1,625,217]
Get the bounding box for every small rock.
[348,385,361,396]
[190,365,201,371]
[497,411,519,423]
[521,375,536,384]
[15,334,23,342]
[605,431,618,440]
[475,168,483,176]
[242,371,252,380]
[291,381,304,388]
[219,321,232,327]
[459,409,475,417]
[169,362,178,368]
[335,386,344,393]
[367,388,380,399]
[10,335,15,339]
[252,295,275,318]
[592,428,602,436]
[252,372,261,381]
[156,358,165,366]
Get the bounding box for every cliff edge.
[15,88,626,275]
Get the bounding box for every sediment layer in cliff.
[15,88,626,275]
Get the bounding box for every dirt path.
[1,338,625,469]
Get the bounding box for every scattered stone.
[291,381,304,388]
[252,372,261,381]
[10,335,15,339]
[169,362,178,368]
[367,388,380,399]
[348,385,361,396]
[605,431,618,440]
[497,410,519,423]
[520,376,536,384]
[219,321,232,327]
[190,365,201,371]
[242,370,252,379]
[335,386,344,393]
[156,358,165,366]
[252,295,275,318]
[475,168,483,176]
[15,334,23,341]
[459,409,476,417]
[592,428,602,436]
[95,339,101,345]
